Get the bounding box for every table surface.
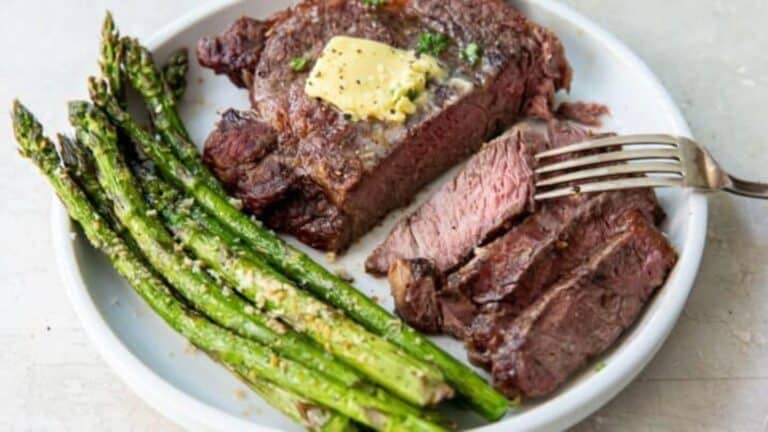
[1,0,766,430]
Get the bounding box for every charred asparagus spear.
[89,77,509,419]
[162,48,188,102]
[99,13,125,107]
[12,101,353,432]
[134,167,452,406]
[121,38,225,195]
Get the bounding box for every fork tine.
[535,177,684,200]
[535,134,679,159]
[536,162,683,187]
[535,148,680,175]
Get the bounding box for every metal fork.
[534,134,768,200]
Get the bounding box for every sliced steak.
[452,189,664,305]
[366,124,548,276]
[461,190,663,364]
[487,211,677,398]
[199,0,572,251]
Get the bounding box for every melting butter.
[304,36,446,123]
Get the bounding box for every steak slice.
[486,211,677,398]
[199,0,572,251]
[453,189,664,305]
[366,123,550,276]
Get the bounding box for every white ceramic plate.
[51,0,708,430]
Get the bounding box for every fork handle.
[724,175,768,199]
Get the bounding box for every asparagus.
[60,134,119,229]
[59,134,363,430]
[68,101,363,390]
[89,79,509,419]
[217,358,353,432]
[70,99,453,411]
[12,101,354,432]
[121,38,225,195]
[61,100,447,431]
[162,48,189,102]
[135,168,452,407]
[99,13,125,107]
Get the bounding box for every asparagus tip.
[102,11,116,35]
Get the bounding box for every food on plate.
[15,11,512,430]
[198,0,571,251]
[374,119,678,398]
[15,0,685,427]
[366,124,543,276]
[481,211,677,398]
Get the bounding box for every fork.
[533,134,768,200]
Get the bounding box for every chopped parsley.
[416,32,450,57]
[289,56,309,72]
[461,43,482,65]
[361,0,386,6]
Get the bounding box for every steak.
[366,122,550,276]
[381,117,677,398]
[486,211,677,398]
[461,189,663,363]
[199,0,571,251]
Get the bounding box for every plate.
[51,0,708,430]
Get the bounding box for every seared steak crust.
[197,17,273,88]
[199,0,571,251]
[202,109,294,215]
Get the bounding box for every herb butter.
[304,36,446,123]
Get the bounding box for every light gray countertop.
[1,0,766,430]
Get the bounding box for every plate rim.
[50,0,708,430]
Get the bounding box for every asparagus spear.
[60,134,119,229]
[162,48,189,102]
[89,79,509,419]
[135,168,452,406]
[216,358,354,432]
[120,38,225,195]
[100,13,125,107]
[68,101,363,389]
[12,101,355,432]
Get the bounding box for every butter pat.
[305,36,446,123]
